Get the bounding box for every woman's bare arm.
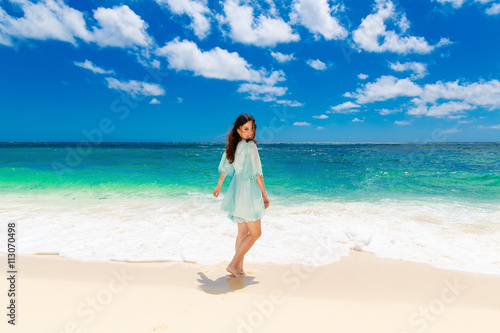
[257,175,270,209]
[213,173,227,198]
[217,173,227,188]
[256,175,266,194]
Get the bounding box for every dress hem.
[228,214,263,224]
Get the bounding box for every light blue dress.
[218,140,265,223]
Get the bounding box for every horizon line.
[0,141,498,144]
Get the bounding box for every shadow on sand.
[196,272,259,294]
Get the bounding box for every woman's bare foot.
[226,264,243,277]
[237,261,244,275]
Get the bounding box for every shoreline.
[1,250,500,332]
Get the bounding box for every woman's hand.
[213,186,222,198]
[263,194,270,209]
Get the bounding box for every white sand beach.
[1,250,499,333]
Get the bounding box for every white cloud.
[150,59,161,68]
[348,77,500,111]
[290,0,347,40]
[317,126,325,130]
[433,0,500,15]
[408,101,475,117]
[0,29,9,46]
[416,79,500,109]
[378,108,401,115]
[343,74,500,118]
[237,83,287,102]
[446,114,468,119]
[394,120,411,125]
[156,38,268,82]
[0,2,154,49]
[486,3,500,14]
[0,0,92,46]
[441,128,461,133]
[352,117,364,122]
[293,122,311,126]
[271,51,295,63]
[237,84,304,106]
[329,101,361,114]
[91,5,153,48]
[345,75,423,104]
[306,59,327,70]
[154,0,211,39]
[149,98,161,104]
[389,61,428,79]
[275,99,304,107]
[74,60,115,74]
[313,114,329,119]
[353,0,450,54]
[155,38,299,105]
[105,77,165,96]
[433,0,467,8]
[478,124,500,129]
[358,73,369,80]
[220,0,300,47]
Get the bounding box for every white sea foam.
[0,193,499,275]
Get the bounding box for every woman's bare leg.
[226,220,261,277]
[235,222,249,273]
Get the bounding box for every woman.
[213,114,270,277]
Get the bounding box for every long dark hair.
[225,114,258,163]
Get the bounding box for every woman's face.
[237,120,255,140]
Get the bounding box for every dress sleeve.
[243,142,263,180]
[218,151,235,176]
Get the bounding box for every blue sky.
[1,0,499,142]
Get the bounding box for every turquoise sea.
[0,142,499,274]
